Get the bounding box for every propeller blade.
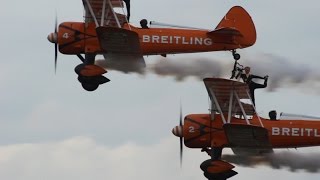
[180,136,183,167]
[179,101,182,126]
[54,13,57,34]
[179,101,183,167]
[54,14,58,73]
[55,43,58,73]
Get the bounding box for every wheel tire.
[233,53,240,60]
[81,83,99,91]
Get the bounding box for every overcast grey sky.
[1,0,320,180]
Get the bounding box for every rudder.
[215,6,257,48]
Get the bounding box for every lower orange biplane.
[172,78,320,180]
[47,0,256,91]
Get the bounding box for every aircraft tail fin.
[209,6,256,48]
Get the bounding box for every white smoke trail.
[148,57,226,81]
[222,151,320,173]
[96,53,320,92]
[243,53,317,92]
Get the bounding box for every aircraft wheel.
[81,83,99,91]
[233,53,240,60]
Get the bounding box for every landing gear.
[75,53,110,91]
[200,148,238,180]
[232,50,240,60]
[81,82,99,91]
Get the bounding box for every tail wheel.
[233,53,240,60]
[232,50,240,60]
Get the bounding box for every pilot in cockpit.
[140,19,149,29]
[269,110,278,120]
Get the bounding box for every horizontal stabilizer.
[207,27,244,45]
[208,27,243,37]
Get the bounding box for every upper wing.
[83,0,127,27]
[203,78,255,116]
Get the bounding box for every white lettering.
[182,37,189,45]
[189,126,195,133]
[292,128,299,136]
[272,127,320,137]
[282,128,290,136]
[63,33,69,39]
[174,36,181,44]
[204,38,213,46]
[272,127,280,135]
[141,35,213,46]
[306,128,313,136]
[152,36,160,43]
[161,36,168,43]
[315,129,320,137]
[190,37,193,45]
[143,35,150,43]
[194,37,202,45]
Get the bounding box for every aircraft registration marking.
[272,127,320,137]
[142,35,213,46]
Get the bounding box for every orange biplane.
[47,0,256,91]
[172,78,320,180]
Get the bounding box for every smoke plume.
[222,151,320,173]
[96,53,320,92]
[148,57,225,81]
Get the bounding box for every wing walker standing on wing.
[230,60,268,106]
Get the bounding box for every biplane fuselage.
[183,114,320,149]
[48,3,256,91]
[172,78,320,179]
[57,22,249,56]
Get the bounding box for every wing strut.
[234,91,250,125]
[84,0,99,27]
[100,0,107,26]
[227,90,234,123]
[209,89,227,124]
[108,0,121,28]
[245,90,264,127]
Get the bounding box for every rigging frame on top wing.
[82,0,127,27]
[204,78,263,125]
[203,78,272,150]
[82,0,145,69]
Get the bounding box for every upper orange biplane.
[47,0,256,91]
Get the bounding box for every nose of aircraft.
[172,125,183,137]
[47,32,57,43]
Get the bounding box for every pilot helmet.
[140,19,148,27]
[269,110,277,120]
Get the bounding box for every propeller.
[172,103,184,167]
[179,103,183,167]
[54,15,58,73]
[47,14,59,73]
